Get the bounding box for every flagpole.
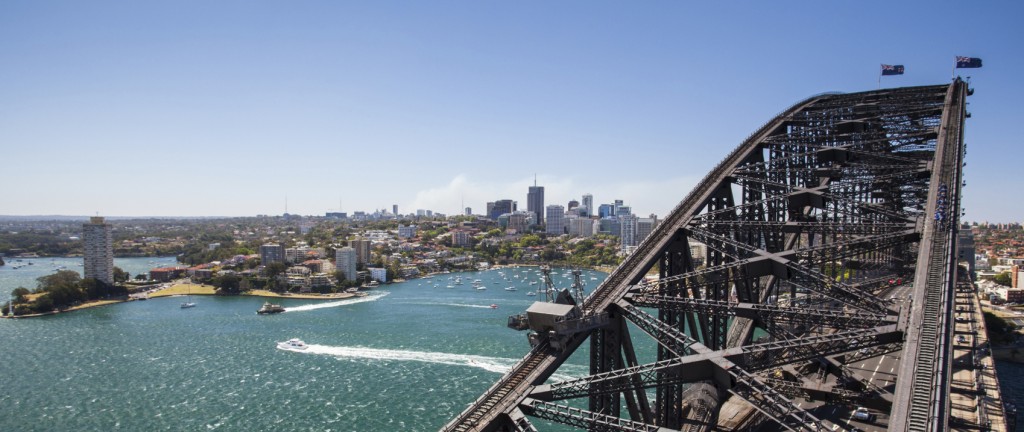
[878,64,882,89]
[952,56,956,80]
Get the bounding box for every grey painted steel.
[440,81,969,432]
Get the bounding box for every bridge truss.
[442,80,969,432]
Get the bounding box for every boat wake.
[283,292,390,313]
[297,344,588,379]
[440,303,497,309]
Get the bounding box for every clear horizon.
[2,2,1020,221]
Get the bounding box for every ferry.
[257,302,286,314]
[277,338,309,351]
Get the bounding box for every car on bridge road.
[853,407,875,422]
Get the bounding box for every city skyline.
[2,2,1022,221]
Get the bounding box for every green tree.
[11,287,30,301]
[37,270,82,292]
[264,262,287,278]
[213,273,242,294]
[995,272,1013,287]
[113,267,129,283]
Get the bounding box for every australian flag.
[881,64,905,75]
[956,56,983,68]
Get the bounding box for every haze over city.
[1,1,1021,221]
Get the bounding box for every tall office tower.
[490,199,515,220]
[348,238,371,265]
[619,213,639,251]
[527,180,545,224]
[581,194,593,217]
[636,215,659,245]
[83,216,114,284]
[393,205,398,217]
[598,204,615,218]
[486,202,495,218]
[336,247,357,281]
[545,205,565,235]
[465,207,472,216]
[567,200,579,211]
[613,199,624,216]
[260,243,285,266]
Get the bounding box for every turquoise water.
[0,265,600,431]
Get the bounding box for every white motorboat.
[277,338,309,351]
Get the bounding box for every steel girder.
[440,81,968,432]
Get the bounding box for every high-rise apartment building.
[83,216,114,284]
[620,214,639,251]
[636,215,659,245]
[336,247,358,281]
[527,182,545,225]
[569,217,594,237]
[546,205,565,235]
[490,199,515,220]
[260,244,285,266]
[348,238,371,265]
[581,194,593,217]
[393,205,398,217]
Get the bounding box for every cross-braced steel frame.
[441,80,969,432]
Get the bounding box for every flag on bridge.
[881,64,905,75]
[955,56,983,68]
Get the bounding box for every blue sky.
[1,1,1020,222]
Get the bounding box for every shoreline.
[2,283,363,319]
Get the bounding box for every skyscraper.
[490,199,515,220]
[336,247,357,281]
[581,194,593,218]
[637,215,659,245]
[546,205,565,235]
[349,238,371,265]
[260,244,285,265]
[393,204,398,217]
[83,216,113,284]
[527,180,545,225]
[619,213,639,251]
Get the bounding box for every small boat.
[180,285,196,309]
[476,286,487,290]
[257,302,286,314]
[489,304,498,309]
[277,338,308,351]
[526,292,537,296]
[345,287,359,294]
[504,287,517,291]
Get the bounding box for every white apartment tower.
[336,247,358,282]
[545,205,565,235]
[83,216,114,284]
[581,194,594,218]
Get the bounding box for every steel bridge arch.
[441,80,970,432]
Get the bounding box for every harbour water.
[2,259,1022,430]
[0,262,598,431]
